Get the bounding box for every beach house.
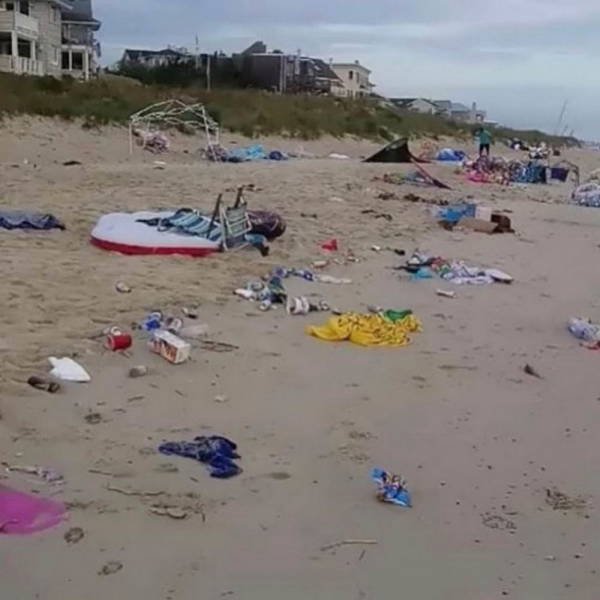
[61,0,101,80]
[330,61,374,98]
[0,0,100,78]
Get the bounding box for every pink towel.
[0,485,65,535]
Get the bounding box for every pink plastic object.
[0,485,66,535]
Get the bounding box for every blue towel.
[371,468,412,507]
[0,211,65,231]
[159,436,242,479]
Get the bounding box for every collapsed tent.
[0,211,65,231]
[364,139,428,164]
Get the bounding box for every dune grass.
[0,72,578,146]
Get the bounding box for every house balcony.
[0,11,39,39]
[0,54,43,75]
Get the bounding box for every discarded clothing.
[371,468,412,507]
[0,211,65,231]
[0,485,66,535]
[307,312,422,347]
[158,436,241,479]
[247,210,286,240]
[210,144,289,163]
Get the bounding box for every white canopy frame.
[128,99,221,159]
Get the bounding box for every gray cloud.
[94,0,600,138]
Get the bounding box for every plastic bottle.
[567,317,600,342]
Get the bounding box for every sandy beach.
[1,118,600,599]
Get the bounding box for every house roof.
[451,102,470,113]
[124,48,189,60]
[311,58,341,81]
[62,1,101,28]
[331,62,371,74]
[392,98,436,108]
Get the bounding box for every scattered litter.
[64,527,85,544]
[312,260,329,269]
[567,317,600,343]
[148,330,191,364]
[98,561,123,576]
[321,239,339,252]
[286,296,329,316]
[48,357,91,383]
[524,364,543,379]
[179,323,209,339]
[371,468,412,507]
[84,412,103,425]
[27,375,60,394]
[320,539,378,552]
[153,160,167,170]
[436,289,456,299]
[372,244,382,252]
[128,365,148,378]
[181,307,198,319]
[4,464,64,484]
[0,485,65,535]
[197,340,238,353]
[115,281,132,294]
[214,395,229,404]
[159,435,241,479]
[308,311,421,347]
[106,328,133,351]
[329,196,346,203]
[62,160,82,166]
[545,487,587,512]
[149,506,188,520]
[106,485,163,497]
[316,275,352,285]
[523,364,543,379]
[328,153,350,160]
[401,252,513,286]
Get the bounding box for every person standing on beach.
[476,127,492,157]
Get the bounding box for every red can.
[106,328,133,351]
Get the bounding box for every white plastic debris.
[48,357,91,383]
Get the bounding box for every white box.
[149,330,191,364]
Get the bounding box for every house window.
[20,1,30,15]
[62,51,69,69]
[349,70,353,80]
[1,1,16,11]
[71,51,83,70]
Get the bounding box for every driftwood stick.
[320,539,378,552]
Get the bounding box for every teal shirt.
[478,129,492,145]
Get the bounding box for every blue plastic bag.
[371,468,412,507]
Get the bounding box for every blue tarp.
[0,211,65,231]
[437,148,467,162]
[226,144,289,163]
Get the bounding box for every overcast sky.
[95,0,600,139]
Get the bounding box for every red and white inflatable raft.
[91,211,221,257]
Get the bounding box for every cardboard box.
[149,330,191,364]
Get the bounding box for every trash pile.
[399,251,513,286]
[134,129,170,154]
[234,267,351,313]
[465,156,547,185]
[432,202,514,234]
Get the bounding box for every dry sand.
[1,118,600,599]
